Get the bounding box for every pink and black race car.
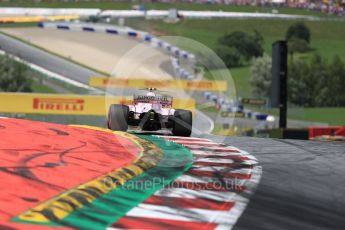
[107,88,192,137]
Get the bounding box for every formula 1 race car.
[107,88,193,137]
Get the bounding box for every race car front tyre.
[172,109,192,137]
[107,104,129,131]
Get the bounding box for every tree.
[250,53,345,107]
[286,21,311,44]
[0,55,32,92]
[217,30,264,68]
[308,54,329,106]
[328,55,345,106]
[288,54,328,106]
[287,38,311,60]
[288,60,312,106]
[250,54,272,97]
[216,46,241,68]
[288,54,345,107]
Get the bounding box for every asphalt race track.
[0,32,96,85]
[203,134,345,230]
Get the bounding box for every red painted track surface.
[0,118,139,229]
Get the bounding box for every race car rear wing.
[133,95,173,108]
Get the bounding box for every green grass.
[204,66,251,97]
[300,108,345,125]
[0,1,330,17]
[251,106,345,125]
[0,53,57,93]
[0,1,132,9]
[31,81,57,93]
[1,53,80,94]
[150,19,345,61]
[0,22,38,28]
[147,19,345,99]
[230,67,252,97]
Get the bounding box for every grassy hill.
[144,18,345,125]
[150,19,345,60]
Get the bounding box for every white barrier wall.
[0,7,100,16]
[0,7,320,20]
[178,11,320,20]
[100,10,320,20]
[40,22,145,36]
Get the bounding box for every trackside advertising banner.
[0,15,80,23]
[89,77,228,92]
[0,93,195,115]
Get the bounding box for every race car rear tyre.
[172,109,192,137]
[107,104,129,131]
